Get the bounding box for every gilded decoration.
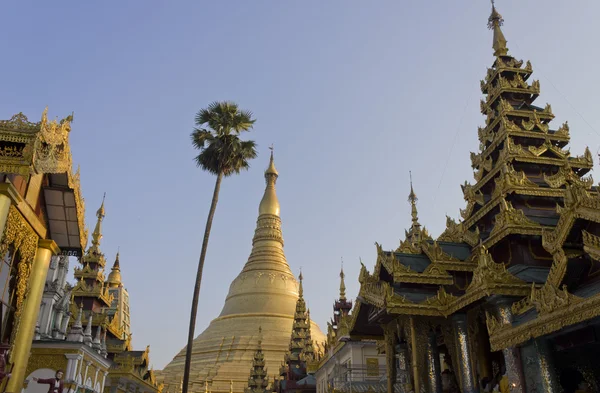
[490,199,541,237]
[489,291,600,351]
[582,230,600,261]
[437,216,479,247]
[543,183,600,257]
[493,162,538,198]
[0,206,38,364]
[544,163,593,189]
[467,245,525,293]
[0,206,38,314]
[0,110,88,252]
[32,108,73,174]
[25,349,70,378]
[530,282,582,315]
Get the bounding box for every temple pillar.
[65,353,83,382]
[384,325,397,393]
[521,338,561,393]
[451,314,478,393]
[475,319,492,381]
[5,239,59,393]
[426,329,442,393]
[100,372,109,393]
[492,299,525,393]
[397,343,411,388]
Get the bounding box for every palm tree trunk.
[182,171,224,393]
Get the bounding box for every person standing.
[32,370,64,393]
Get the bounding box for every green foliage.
[191,101,258,176]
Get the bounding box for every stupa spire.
[235,148,291,277]
[408,171,419,226]
[245,327,269,393]
[259,145,280,216]
[488,0,508,56]
[107,250,122,287]
[161,148,326,392]
[90,193,106,253]
[339,260,346,301]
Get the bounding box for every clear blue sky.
[2,1,599,369]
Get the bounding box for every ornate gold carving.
[493,162,538,198]
[437,216,479,247]
[489,290,600,351]
[423,287,457,310]
[32,108,73,174]
[555,121,570,138]
[467,245,525,293]
[522,111,549,132]
[530,282,582,315]
[544,163,593,189]
[490,199,540,237]
[0,206,39,363]
[462,182,485,206]
[582,230,600,261]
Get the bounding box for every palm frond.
[190,101,258,175]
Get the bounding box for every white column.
[94,368,100,389]
[65,354,83,383]
[83,361,91,387]
[100,372,109,393]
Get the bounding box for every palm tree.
[182,101,257,393]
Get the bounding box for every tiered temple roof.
[324,266,352,352]
[275,273,318,393]
[245,327,270,393]
[348,3,600,390]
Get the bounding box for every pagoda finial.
[408,171,419,227]
[258,147,280,216]
[90,194,106,253]
[107,250,122,287]
[339,258,346,301]
[488,0,508,56]
[298,269,303,298]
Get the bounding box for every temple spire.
[298,270,304,298]
[258,146,280,216]
[488,0,508,56]
[107,251,122,288]
[90,193,106,253]
[408,171,419,227]
[339,259,346,301]
[245,326,269,393]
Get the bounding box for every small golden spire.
[408,171,418,226]
[258,146,280,216]
[107,250,122,287]
[90,193,106,253]
[339,258,346,301]
[488,0,508,56]
[298,269,304,298]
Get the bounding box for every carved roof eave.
[469,156,591,197]
[481,62,533,93]
[478,126,571,164]
[482,87,540,113]
[375,281,530,318]
[393,272,453,285]
[489,289,597,352]
[542,187,600,257]
[462,188,564,231]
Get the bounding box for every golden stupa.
[161,151,325,393]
